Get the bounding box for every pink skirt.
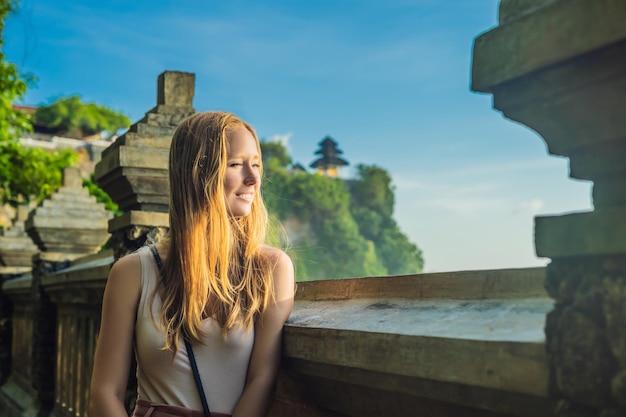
[132,399,231,417]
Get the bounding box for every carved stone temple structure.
[1,2,626,415]
[0,206,38,277]
[0,206,38,391]
[472,0,626,415]
[0,166,112,417]
[94,71,195,260]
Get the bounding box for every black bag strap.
[148,246,213,417]
[185,339,212,417]
[149,245,163,272]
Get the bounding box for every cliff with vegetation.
[261,140,423,281]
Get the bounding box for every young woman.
[89,111,295,417]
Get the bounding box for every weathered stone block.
[0,206,38,268]
[157,71,195,107]
[498,0,555,24]
[106,211,169,260]
[535,209,626,258]
[473,2,626,415]
[94,70,195,213]
[473,0,626,93]
[546,307,615,408]
[25,167,112,254]
[112,132,173,149]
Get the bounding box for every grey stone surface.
[472,1,626,415]
[25,167,112,254]
[157,71,195,107]
[94,71,195,213]
[498,0,556,24]
[473,0,626,91]
[0,206,38,268]
[289,297,551,342]
[535,208,626,258]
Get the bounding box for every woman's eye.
[229,162,243,167]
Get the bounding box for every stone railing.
[1,273,34,415]
[0,163,113,417]
[1,257,550,417]
[273,267,553,417]
[1,251,112,417]
[46,251,113,417]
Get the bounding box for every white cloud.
[267,132,293,150]
[394,177,506,217]
[516,198,545,215]
[392,178,428,190]
[426,195,505,216]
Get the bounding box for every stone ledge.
[0,266,31,275]
[283,269,552,416]
[498,0,556,24]
[472,0,626,92]
[108,210,169,233]
[286,296,549,385]
[535,208,626,257]
[95,146,169,175]
[277,359,554,417]
[42,253,113,287]
[114,132,174,149]
[283,324,550,416]
[295,267,547,301]
[0,377,38,417]
[288,297,550,342]
[1,273,32,291]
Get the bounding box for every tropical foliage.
[0,140,78,206]
[261,140,424,280]
[0,0,32,142]
[33,95,131,139]
[0,0,121,211]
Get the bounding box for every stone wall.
[472,0,626,415]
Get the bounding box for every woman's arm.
[89,253,142,417]
[233,249,295,417]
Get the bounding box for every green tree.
[0,0,33,142]
[0,1,118,211]
[260,140,291,171]
[34,95,131,138]
[262,159,388,280]
[350,164,424,275]
[350,164,395,218]
[0,0,77,207]
[0,140,78,206]
[259,131,424,279]
[83,174,121,216]
[374,221,424,275]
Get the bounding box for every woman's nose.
[244,165,260,185]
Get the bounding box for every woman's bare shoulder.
[260,246,294,275]
[106,251,142,295]
[110,250,141,273]
[260,246,294,301]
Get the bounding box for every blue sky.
[5,0,593,272]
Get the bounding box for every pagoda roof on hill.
[310,135,349,169]
[310,156,349,169]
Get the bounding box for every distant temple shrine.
[289,162,307,174]
[309,135,349,177]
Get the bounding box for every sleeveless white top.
[134,246,254,413]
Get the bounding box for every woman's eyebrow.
[227,153,260,159]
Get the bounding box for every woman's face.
[223,127,261,217]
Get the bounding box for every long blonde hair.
[157,111,274,352]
